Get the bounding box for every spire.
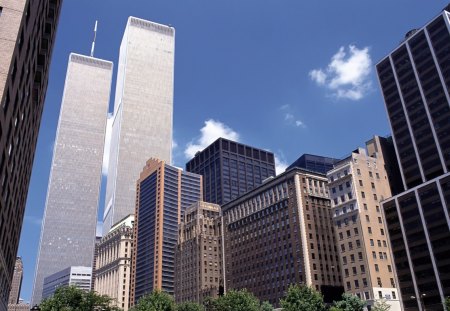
[90,20,98,57]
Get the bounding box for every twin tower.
[31,17,175,304]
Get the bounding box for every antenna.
[90,20,98,57]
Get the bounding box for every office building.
[221,167,343,306]
[103,17,175,233]
[7,300,29,311]
[186,138,276,205]
[327,137,401,311]
[7,258,23,305]
[31,53,113,304]
[175,201,223,303]
[376,5,450,311]
[41,266,92,300]
[90,234,102,291]
[130,159,202,305]
[0,1,62,308]
[94,215,134,311]
[287,154,339,175]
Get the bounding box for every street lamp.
[411,293,426,311]
[30,305,40,311]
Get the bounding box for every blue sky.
[18,0,448,302]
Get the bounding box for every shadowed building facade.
[376,5,450,311]
[130,159,202,305]
[221,167,343,306]
[186,138,276,205]
[31,54,113,305]
[103,17,175,233]
[0,1,62,308]
[174,201,223,304]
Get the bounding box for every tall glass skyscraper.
[31,54,113,305]
[103,17,175,233]
[130,158,202,305]
[376,6,450,311]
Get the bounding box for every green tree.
[202,296,218,311]
[177,302,205,311]
[333,293,366,311]
[280,285,326,311]
[131,290,176,311]
[372,299,391,311]
[214,289,260,311]
[39,285,120,311]
[260,301,274,311]
[329,307,343,311]
[445,297,450,311]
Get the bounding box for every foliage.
[333,293,366,311]
[177,302,205,311]
[260,301,273,311]
[372,299,391,311]
[39,285,120,311]
[202,297,218,311]
[131,290,176,311]
[445,297,450,311]
[329,307,343,311]
[214,289,260,311]
[280,285,326,311]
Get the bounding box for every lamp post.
[30,305,40,311]
[411,293,426,311]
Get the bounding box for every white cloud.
[284,113,294,121]
[295,120,305,128]
[172,139,178,150]
[184,119,240,159]
[284,113,306,128]
[24,215,42,226]
[274,154,288,175]
[280,104,290,110]
[102,114,113,176]
[309,45,372,100]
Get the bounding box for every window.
[358,252,363,260]
[378,291,383,299]
[376,205,380,213]
[392,291,396,299]
[339,184,343,191]
[354,280,359,288]
[341,244,345,252]
[356,240,361,248]
[361,191,365,198]
[363,203,368,210]
[383,240,387,247]
[357,169,361,175]
[387,265,392,272]
[369,171,373,178]
[391,278,395,287]
[379,252,383,259]
[341,195,345,202]
[0,7,3,17]
[365,215,370,222]
[348,242,353,250]
[380,228,385,235]
[360,265,366,273]
[372,251,377,259]
[378,217,382,224]
[346,230,351,238]
[370,239,374,246]
[348,192,353,199]
[368,227,372,234]
[350,254,355,262]
[354,228,359,235]
[375,264,379,272]
[371,182,375,189]
[342,256,347,265]
[377,277,382,286]
[345,269,349,277]
[344,170,348,175]
[373,194,378,201]
[332,187,336,193]
[377,240,382,247]
[376,172,380,179]
[347,282,351,290]
[339,232,343,240]
[346,181,350,188]
[359,180,363,186]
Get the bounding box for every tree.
[445,297,450,311]
[202,297,218,311]
[280,285,326,311]
[214,289,260,311]
[329,307,343,311]
[39,285,120,311]
[177,302,205,311]
[372,299,391,311]
[333,293,366,311]
[131,290,176,311]
[260,301,274,311]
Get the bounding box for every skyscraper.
[376,5,450,311]
[130,159,202,305]
[42,266,92,300]
[221,167,343,306]
[174,201,223,304]
[186,138,276,205]
[8,258,23,305]
[103,17,175,233]
[327,137,401,311]
[287,154,339,175]
[31,54,113,305]
[0,1,62,308]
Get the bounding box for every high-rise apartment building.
[287,154,339,175]
[94,215,134,311]
[130,159,202,305]
[0,1,62,308]
[42,266,92,300]
[186,138,276,205]
[7,258,23,305]
[221,167,343,306]
[31,53,113,305]
[103,17,175,233]
[174,201,223,304]
[327,137,401,311]
[376,6,450,311]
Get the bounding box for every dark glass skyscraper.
[376,6,450,311]
[130,159,202,305]
[287,154,339,174]
[186,138,276,205]
[0,1,62,309]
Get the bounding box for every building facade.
[221,167,343,306]
[327,137,401,311]
[94,215,134,311]
[376,6,450,311]
[42,266,92,300]
[31,53,113,305]
[287,154,339,175]
[7,258,22,305]
[103,17,175,233]
[186,138,276,205]
[175,201,223,304]
[130,159,202,305]
[0,1,62,308]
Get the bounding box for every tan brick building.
[327,136,401,310]
[175,201,223,303]
[94,215,134,311]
